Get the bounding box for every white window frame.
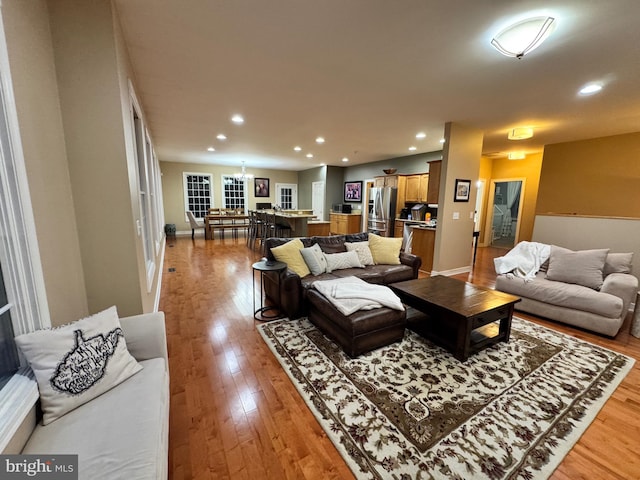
[221,175,248,212]
[183,172,213,220]
[275,183,298,210]
[0,12,50,451]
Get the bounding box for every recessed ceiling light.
[207,146,215,152]
[439,138,446,144]
[293,146,302,152]
[579,83,603,96]
[342,157,349,162]
[416,132,426,139]
[306,153,313,158]
[508,127,534,140]
[408,146,417,151]
[316,137,325,144]
[216,134,227,140]
[231,114,244,124]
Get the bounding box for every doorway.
[487,179,525,249]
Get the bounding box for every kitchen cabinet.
[411,227,436,273]
[394,220,404,238]
[307,221,330,237]
[330,213,362,234]
[405,174,429,202]
[426,161,441,204]
[374,175,398,188]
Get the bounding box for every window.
[0,13,50,450]
[222,175,247,212]
[276,183,297,210]
[183,173,212,219]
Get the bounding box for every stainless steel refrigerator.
[367,187,397,237]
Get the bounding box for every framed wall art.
[255,178,269,197]
[454,179,471,202]
[344,181,363,202]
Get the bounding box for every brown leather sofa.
[263,232,422,319]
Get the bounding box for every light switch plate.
[453,212,460,220]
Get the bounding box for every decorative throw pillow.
[300,243,328,276]
[323,251,364,273]
[14,306,142,425]
[546,246,609,290]
[345,241,375,266]
[270,238,311,277]
[603,252,633,276]
[368,233,402,265]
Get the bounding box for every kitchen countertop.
[395,218,437,229]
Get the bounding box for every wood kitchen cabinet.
[374,175,398,188]
[394,220,404,238]
[426,161,441,204]
[411,227,436,273]
[329,213,362,234]
[405,174,429,202]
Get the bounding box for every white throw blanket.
[312,276,405,316]
[493,241,551,279]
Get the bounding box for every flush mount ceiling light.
[306,153,313,158]
[415,132,426,139]
[491,16,556,59]
[342,157,349,162]
[315,137,325,144]
[508,127,534,140]
[231,114,244,125]
[233,161,253,180]
[508,151,526,160]
[293,146,302,152]
[207,146,215,152]
[579,83,603,96]
[216,134,227,140]
[408,146,417,151]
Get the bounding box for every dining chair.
[186,211,206,239]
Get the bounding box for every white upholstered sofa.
[17,311,169,479]
[495,244,638,337]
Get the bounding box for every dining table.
[204,214,249,240]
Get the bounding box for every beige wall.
[160,161,298,232]
[536,132,640,218]
[433,122,483,274]
[3,0,88,324]
[2,0,163,322]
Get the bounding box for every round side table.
[252,260,287,321]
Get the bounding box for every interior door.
[487,179,525,248]
[312,181,324,220]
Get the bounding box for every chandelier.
[233,161,254,180]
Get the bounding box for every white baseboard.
[431,265,472,277]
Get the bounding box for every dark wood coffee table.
[389,276,521,361]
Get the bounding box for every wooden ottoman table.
[306,288,407,357]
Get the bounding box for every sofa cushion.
[271,238,311,277]
[324,251,364,273]
[14,306,142,425]
[313,235,347,253]
[604,252,633,275]
[22,358,168,479]
[496,272,623,319]
[300,243,328,276]
[345,241,375,266]
[546,246,609,290]
[368,233,402,265]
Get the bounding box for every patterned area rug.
[258,317,634,480]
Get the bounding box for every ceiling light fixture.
[415,132,426,139]
[316,137,325,144]
[508,152,526,160]
[231,114,244,124]
[216,134,227,140]
[342,157,349,162]
[207,146,215,152]
[306,153,313,158]
[233,161,253,180]
[439,138,446,144]
[408,146,417,151]
[508,127,534,140]
[579,83,603,96]
[293,146,302,152]
[491,16,556,59]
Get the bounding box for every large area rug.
[258,316,634,480]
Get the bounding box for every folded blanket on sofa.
[494,241,551,279]
[312,276,404,316]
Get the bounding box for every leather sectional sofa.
[263,233,421,320]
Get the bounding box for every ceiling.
[114,0,640,171]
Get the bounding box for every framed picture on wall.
[454,179,471,202]
[255,178,269,197]
[344,181,363,202]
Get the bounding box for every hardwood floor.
[160,235,640,480]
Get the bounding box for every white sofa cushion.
[496,272,623,319]
[14,306,142,425]
[22,358,169,480]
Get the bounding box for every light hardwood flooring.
[160,235,640,480]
